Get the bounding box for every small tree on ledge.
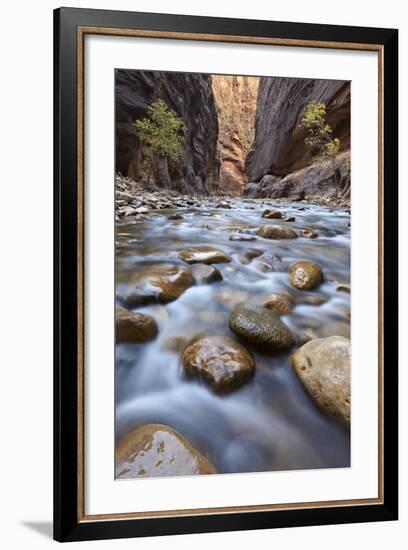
[300,101,341,205]
[133,99,185,185]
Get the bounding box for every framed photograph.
[54,7,398,542]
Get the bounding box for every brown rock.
[191,264,223,284]
[291,336,350,426]
[119,263,193,306]
[116,306,158,343]
[116,424,217,478]
[257,225,297,239]
[229,233,256,241]
[261,208,282,219]
[182,336,255,393]
[179,246,231,264]
[289,261,323,290]
[263,293,293,315]
[299,229,318,239]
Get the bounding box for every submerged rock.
[179,246,231,264]
[263,293,293,315]
[229,305,295,352]
[291,336,350,426]
[182,336,255,393]
[289,261,323,290]
[119,263,193,306]
[191,264,223,285]
[257,225,297,239]
[116,424,217,478]
[239,249,263,265]
[116,306,158,343]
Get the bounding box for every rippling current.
[115,198,351,475]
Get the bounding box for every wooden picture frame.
[54,7,398,542]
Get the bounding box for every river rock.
[291,336,350,426]
[119,263,194,306]
[282,215,296,222]
[192,264,223,284]
[336,283,351,293]
[289,261,323,290]
[179,246,231,264]
[262,208,282,219]
[229,233,256,241]
[296,293,328,305]
[257,225,297,239]
[116,306,158,343]
[168,213,183,220]
[182,336,255,393]
[239,249,263,265]
[116,424,217,478]
[299,229,318,239]
[263,293,293,315]
[229,305,295,352]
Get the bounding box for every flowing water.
[115,198,350,475]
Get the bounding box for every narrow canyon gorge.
[115,70,350,201]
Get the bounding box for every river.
[115,197,350,475]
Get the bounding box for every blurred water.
[115,198,351,474]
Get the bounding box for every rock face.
[289,261,323,290]
[179,246,231,265]
[244,151,350,201]
[118,263,194,306]
[116,424,217,478]
[182,336,255,393]
[116,70,220,194]
[212,76,259,194]
[116,306,158,343]
[246,77,350,181]
[291,336,351,426]
[229,306,295,352]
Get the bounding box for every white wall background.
[0,0,405,548]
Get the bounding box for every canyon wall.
[116,70,220,194]
[212,75,259,195]
[244,77,350,199]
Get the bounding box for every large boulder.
[179,246,231,264]
[116,306,158,343]
[291,336,350,426]
[289,261,323,290]
[229,306,295,352]
[257,225,297,239]
[118,263,193,306]
[116,424,217,478]
[182,336,255,394]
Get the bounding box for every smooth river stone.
[291,336,351,426]
[261,208,283,219]
[179,246,231,264]
[116,306,158,343]
[182,336,255,394]
[257,225,297,239]
[263,293,293,315]
[118,263,193,306]
[116,424,217,478]
[289,261,323,290]
[229,305,295,352]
